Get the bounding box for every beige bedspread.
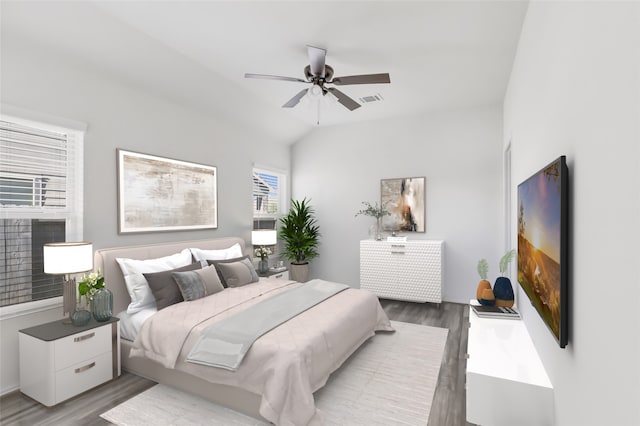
[130,279,393,425]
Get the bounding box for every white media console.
[466,301,555,426]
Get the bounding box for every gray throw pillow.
[207,255,255,287]
[143,262,201,310]
[172,265,225,301]
[212,257,259,288]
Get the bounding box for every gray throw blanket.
[186,279,349,371]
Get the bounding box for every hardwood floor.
[379,300,473,426]
[0,300,472,426]
[0,371,155,426]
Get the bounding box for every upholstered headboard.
[94,237,246,315]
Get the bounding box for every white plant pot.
[289,263,310,283]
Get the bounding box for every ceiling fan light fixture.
[307,84,323,99]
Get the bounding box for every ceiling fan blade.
[326,88,361,111]
[282,89,309,108]
[245,73,307,83]
[307,45,326,78]
[331,73,391,85]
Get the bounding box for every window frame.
[0,105,86,318]
[252,164,288,220]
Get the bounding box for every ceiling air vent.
[358,93,384,103]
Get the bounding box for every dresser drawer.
[54,325,111,370]
[55,351,113,403]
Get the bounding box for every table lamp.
[252,230,277,273]
[251,230,277,247]
[43,242,93,323]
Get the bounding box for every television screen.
[517,156,569,348]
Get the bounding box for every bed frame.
[94,237,264,420]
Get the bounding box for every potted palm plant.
[279,198,320,282]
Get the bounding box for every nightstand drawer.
[258,269,289,280]
[54,325,111,370]
[20,317,120,407]
[271,270,289,280]
[55,351,112,403]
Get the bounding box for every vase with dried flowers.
[355,201,390,240]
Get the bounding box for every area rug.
[101,320,448,425]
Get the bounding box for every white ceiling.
[1,1,529,144]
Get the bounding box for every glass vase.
[258,259,269,274]
[375,217,383,240]
[92,288,113,322]
[71,300,91,326]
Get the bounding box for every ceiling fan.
[245,45,391,111]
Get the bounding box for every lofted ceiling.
[1,1,529,144]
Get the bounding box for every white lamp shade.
[251,230,277,246]
[43,242,93,274]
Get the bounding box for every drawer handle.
[74,332,95,343]
[275,273,283,278]
[75,362,96,374]
[390,251,405,254]
[391,244,406,248]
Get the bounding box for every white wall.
[0,35,291,394]
[291,106,504,303]
[504,2,640,425]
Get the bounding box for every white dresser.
[359,239,444,304]
[19,317,121,406]
[466,302,554,426]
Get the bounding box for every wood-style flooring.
[0,300,472,426]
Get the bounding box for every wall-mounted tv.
[517,155,569,348]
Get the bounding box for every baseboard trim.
[1,384,20,397]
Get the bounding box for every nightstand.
[258,268,289,280]
[19,317,120,406]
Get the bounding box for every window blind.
[0,118,82,308]
[253,168,285,217]
[0,120,71,209]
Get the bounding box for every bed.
[95,237,393,425]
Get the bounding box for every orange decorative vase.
[476,280,495,306]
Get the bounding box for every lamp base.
[62,278,77,321]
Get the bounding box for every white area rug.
[101,321,448,425]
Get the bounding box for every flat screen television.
[517,155,569,348]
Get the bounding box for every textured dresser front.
[359,240,444,303]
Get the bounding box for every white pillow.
[116,248,192,314]
[190,243,243,262]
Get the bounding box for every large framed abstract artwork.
[117,149,217,234]
[380,177,426,233]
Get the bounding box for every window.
[253,166,287,219]
[0,115,84,308]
